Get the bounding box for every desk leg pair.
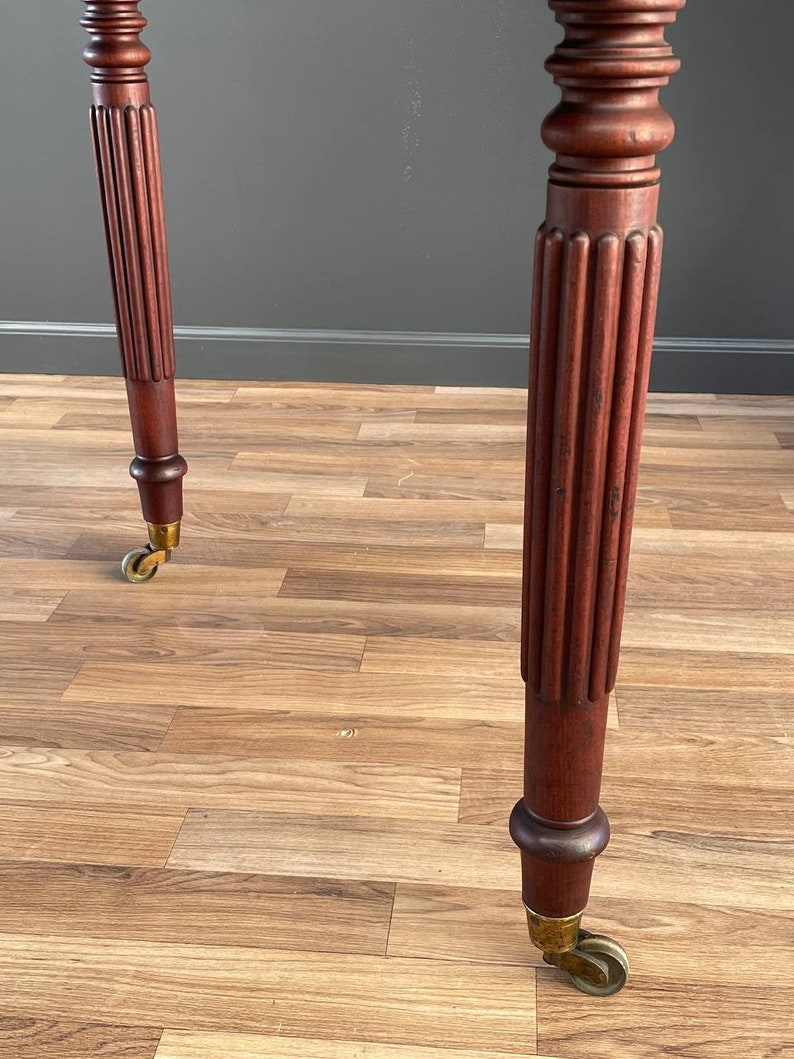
[81,0,683,994]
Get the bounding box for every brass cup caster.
[525,907,629,997]
[545,931,629,997]
[121,522,180,584]
[121,544,163,582]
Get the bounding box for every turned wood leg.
[509,0,684,995]
[82,2,186,582]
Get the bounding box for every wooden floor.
[0,374,792,1059]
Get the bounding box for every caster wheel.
[121,546,159,583]
[568,934,629,997]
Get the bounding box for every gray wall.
[1,1,792,390]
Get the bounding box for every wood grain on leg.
[82,2,186,566]
[511,2,685,968]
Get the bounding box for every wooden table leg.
[82,2,186,583]
[509,0,684,995]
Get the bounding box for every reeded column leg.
[82,2,186,582]
[509,0,684,995]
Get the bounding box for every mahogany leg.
[82,2,186,582]
[509,0,684,995]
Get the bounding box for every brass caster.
[524,907,629,997]
[121,545,162,583]
[546,933,630,997]
[120,522,181,584]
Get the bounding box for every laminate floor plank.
[0,862,394,956]
[459,728,794,809]
[413,407,527,425]
[639,470,793,494]
[0,401,125,430]
[592,831,793,910]
[188,512,487,548]
[0,805,184,867]
[638,445,793,470]
[697,411,794,430]
[536,975,793,1059]
[64,665,526,722]
[278,568,521,608]
[3,659,83,703]
[70,515,486,549]
[0,557,287,596]
[233,381,432,394]
[53,591,520,642]
[64,538,523,577]
[209,404,420,424]
[615,647,794,691]
[711,394,794,408]
[284,496,525,522]
[51,591,295,633]
[360,636,519,676]
[0,484,142,512]
[621,606,794,654]
[0,1018,162,1059]
[356,421,528,442]
[0,933,537,1055]
[642,427,780,448]
[483,524,525,550]
[615,686,794,736]
[175,468,371,497]
[165,813,529,898]
[0,379,232,403]
[0,587,65,622]
[234,441,526,468]
[638,412,704,430]
[0,702,175,751]
[461,766,794,827]
[635,485,792,530]
[0,518,85,559]
[158,709,524,770]
[0,747,459,821]
[63,663,617,730]
[0,623,365,668]
[54,411,363,441]
[0,427,153,453]
[11,495,291,526]
[623,555,794,608]
[435,386,525,396]
[641,395,764,416]
[628,525,794,558]
[155,1030,523,1059]
[229,385,528,411]
[167,809,520,890]
[365,474,525,501]
[387,884,794,986]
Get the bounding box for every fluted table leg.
[82,2,186,582]
[509,0,684,995]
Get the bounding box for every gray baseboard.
[1,322,792,394]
